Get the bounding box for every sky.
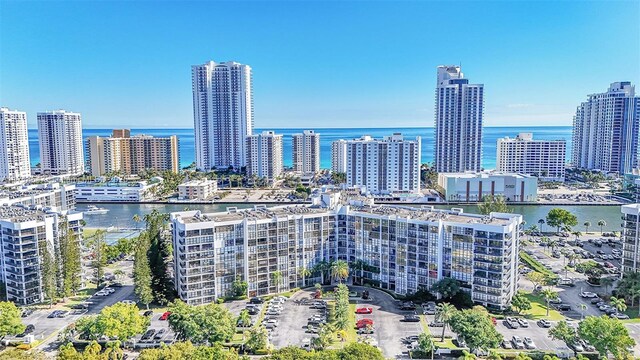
[0,1,638,129]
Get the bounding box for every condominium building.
[0,108,31,182]
[178,179,218,200]
[437,172,538,202]
[331,139,348,174]
[572,82,640,174]
[496,133,566,182]
[246,131,283,183]
[37,110,84,176]
[434,65,483,173]
[192,61,253,170]
[292,130,320,174]
[86,129,179,176]
[0,182,76,211]
[0,206,83,305]
[621,204,640,273]
[171,199,521,309]
[74,180,158,202]
[343,134,421,194]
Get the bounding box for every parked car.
[159,311,171,321]
[153,328,166,339]
[504,317,519,329]
[502,339,513,349]
[517,318,529,328]
[611,312,630,320]
[557,304,572,311]
[569,341,584,352]
[511,336,525,349]
[356,319,374,328]
[580,291,598,298]
[121,300,136,305]
[21,309,34,318]
[141,329,156,340]
[401,314,420,322]
[537,319,551,328]
[355,307,373,314]
[17,324,35,337]
[143,310,154,317]
[429,321,444,327]
[523,337,536,349]
[249,297,264,304]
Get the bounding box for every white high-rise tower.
[292,130,320,174]
[0,107,31,182]
[37,110,84,176]
[434,65,483,172]
[192,60,253,171]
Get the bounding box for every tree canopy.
[0,301,25,339]
[545,208,578,233]
[167,300,236,344]
[431,278,461,299]
[449,308,502,351]
[76,303,149,341]
[577,315,635,358]
[478,195,511,215]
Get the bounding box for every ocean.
[28,126,573,170]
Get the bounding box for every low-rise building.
[437,172,538,202]
[171,199,521,310]
[0,206,83,305]
[178,179,218,200]
[0,182,76,211]
[74,180,158,202]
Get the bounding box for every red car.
[491,317,497,326]
[159,311,171,321]
[355,307,373,314]
[356,318,374,329]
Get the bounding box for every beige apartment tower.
[87,129,179,176]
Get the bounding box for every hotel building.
[86,129,179,176]
[292,130,320,174]
[171,198,521,310]
[434,66,483,173]
[246,131,283,183]
[496,133,566,182]
[0,108,31,182]
[572,82,639,174]
[37,110,85,176]
[192,61,253,171]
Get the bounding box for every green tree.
[330,260,349,284]
[510,291,532,314]
[432,278,461,299]
[449,308,502,352]
[90,230,107,288]
[167,300,235,344]
[76,303,149,341]
[1,349,46,360]
[39,241,58,308]
[133,233,154,309]
[416,332,436,360]
[583,221,591,233]
[271,271,283,293]
[230,277,248,298]
[237,309,251,328]
[333,284,350,330]
[298,267,312,287]
[313,260,329,285]
[478,195,511,215]
[435,302,457,341]
[244,326,268,353]
[597,219,607,234]
[600,277,614,295]
[548,320,578,355]
[143,210,175,304]
[138,341,241,360]
[610,296,627,313]
[526,271,546,290]
[546,208,578,233]
[0,301,25,340]
[540,288,557,317]
[59,219,82,298]
[331,172,346,185]
[350,259,366,285]
[578,315,635,358]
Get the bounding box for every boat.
[84,205,109,215]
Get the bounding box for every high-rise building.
[496,133,566,182]
[246,131,283,183]
[622,204,640,273]
[192,61,253,171]
[434,65,483,173]
[0,206,83,305]
[86,129,179,176]
[342,134,421,194]
[292,130,320,174]
[171,199,521,309]
[0,108,31,182]
[572,82,640,174]
[37,110,84,176]
[331,139,348,174]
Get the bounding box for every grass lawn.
[83,228,101,240]
[433,338,456,349]
[522,293,564,320]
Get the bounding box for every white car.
[121,300,136,305]
[103,287,116,294]
[523,337,536,349]
[511,336,525,349]
[517,318,529,328]
[580,291,597,298]
[94,291,109,296]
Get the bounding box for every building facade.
[331,139,348,174]
[192,61,253,171]
[292,130,320,174]
[622,204,640,273]
[0,206,83,305]
[0,108,31,182]
[246,131,283,183]
[171,201,521,309]
[86,129,179,176]
[74,180,157,202]
[496,133,566,182]
[343,134,421,194]
[178,179,218,200]
[434,66,483,173]
[572,82,639,174]
[37,110,84,176]
[0,183,76,211]
[437,172,538,202]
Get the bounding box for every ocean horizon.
[27,126,573,170]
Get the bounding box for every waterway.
[81,203,625,232]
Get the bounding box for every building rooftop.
[349,205,518,226]
[177,205,329,223]
[439,171,535,179]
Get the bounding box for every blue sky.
[1,1,638,129]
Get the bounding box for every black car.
[141,329,156,340]
[17,324,35,337]
[249,297,264,304]
[557,304,572,311]
[429,321,444,327]
[143,310,154,317]
[247,307,259,315]
[402,314,420,322]
[47,310,60,318]
[153,328,166,339]
[21,309,34,318]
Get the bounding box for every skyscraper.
[292,130,320,174]
[572,82,639,174]
[434,65,483,173]
[37,110,84,176]
[192,60,253,171]
[331,139,348,174]
[246,131,283,183]
[0,107,31,182]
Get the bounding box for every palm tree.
[610,296,627,313]
[597,219,607,234]
[538,219,545,233]
[350,259,366,285]
[583,221,591,233]
[540,288,557,317]
[298,267,311,287]
[330,260,349,284]
[435,302,457,341]
[132,214,142,229]
[271,271,283,294]
[579,303,587,320]
[600,277,614,295]
[237,309,251,327]
[572,231,582,240]
[313,261,329,285]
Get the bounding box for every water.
[82,202,622,232]
[28,126,573,170]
